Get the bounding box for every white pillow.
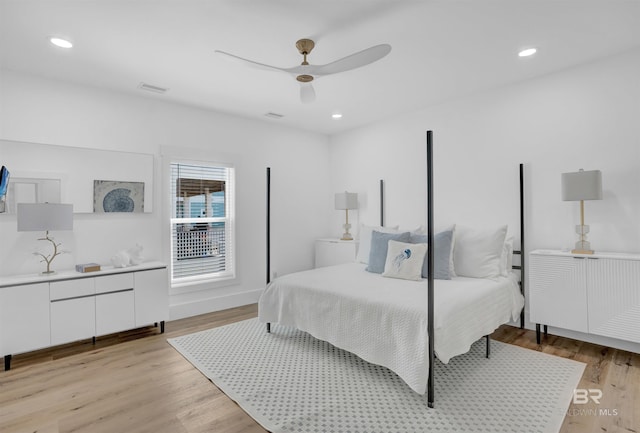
[500,235,514,276]
[400,225,426,235]
[356,224,399,264]
[382,240,427,281]
[453,225,508,279]
[447,224,457,278]
[425,224,457,277]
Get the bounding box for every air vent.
[138,82,169,94]
[264,112,284,119]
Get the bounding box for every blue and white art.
[93,180,144,213]
[392,248,412,271]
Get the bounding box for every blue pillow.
[410,230,453,280]
[366,231,410,273]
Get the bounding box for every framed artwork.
[93,180,144,213]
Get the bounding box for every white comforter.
[258,262,524,394]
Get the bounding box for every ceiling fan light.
[300,82,316,104]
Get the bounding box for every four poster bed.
[260,132,526,406]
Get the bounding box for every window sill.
[171,275,237,288]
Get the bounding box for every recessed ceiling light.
[332,113,343,119]
[50,37,73,48]
[518,48,537,57]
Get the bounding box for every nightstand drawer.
[315,239,358,268]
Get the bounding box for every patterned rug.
[168,318,584,433]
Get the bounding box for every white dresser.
[0,262,168,370]
[529,249,640,345]
[314,239,358,268]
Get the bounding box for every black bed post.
[519,163,525,329]
[426,131,435,408]
[266,167,271,333]
[379,179,385,226]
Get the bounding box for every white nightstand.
[314,239,358,268]
[529,249,640,345]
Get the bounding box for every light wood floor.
[1,304,637,433]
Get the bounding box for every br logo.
[573,389,603,404]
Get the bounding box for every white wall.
[330,48,640,251]
[0,70,332,319]
[329,48,640,351]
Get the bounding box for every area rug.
[168,318,585,433]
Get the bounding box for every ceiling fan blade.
[300,82,316,104]
[311,44,391,76]
[214,50,287,73]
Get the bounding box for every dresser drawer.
[95,273,134,294]
[50,278,95,301]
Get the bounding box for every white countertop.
[530,249,640,261]
[0,261,167,288]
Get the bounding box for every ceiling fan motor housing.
[296,74,314,83]
[295,39,315,55]
[295,39,316,82]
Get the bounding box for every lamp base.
[572,225,593,255]
[571,249,594,255]
[340,222,353,241]
[34,231,64,276]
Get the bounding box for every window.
[170,162,235,284]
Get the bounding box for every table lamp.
[17,203,74,274]
[561,169,602,254]
[335,192,358,241]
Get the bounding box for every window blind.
[170,163,235,283]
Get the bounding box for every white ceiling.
[2,0,640,135]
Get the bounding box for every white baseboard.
[169,288,263,321]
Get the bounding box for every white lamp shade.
[17,203,74,232]
[335,192,358,210]
[561,170,602,201]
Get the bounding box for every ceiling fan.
[215,39,391,103]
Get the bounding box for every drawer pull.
[52,288,133,302]
[95,288,134,297]
[51,293,96,303]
